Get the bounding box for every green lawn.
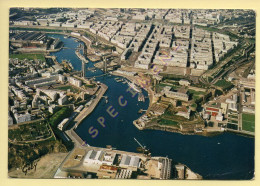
[49,107,73,128]
[195,25,240,39]
[10,53,46,62]
[188,89,206,96]
[214,79,234,90]
[159,118,179,126]
[188,89,206,101]
[228,119,238,124]
[242,113,255,132]
[207,76,213,83]
[191,103,197,108]
[193,95,201,101]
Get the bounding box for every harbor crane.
[134,138,151,156]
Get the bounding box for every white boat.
[138,93,145,102]
[127,81,141,93]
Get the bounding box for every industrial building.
[67,77,82,87]
[119,154,140,171]
[50,38,61,49]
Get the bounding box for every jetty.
[75,49,88,63]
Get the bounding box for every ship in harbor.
[61,60,74,71]
[127,81,142,93]
[138,92,145,102]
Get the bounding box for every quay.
[75,49,88,63]
[74,83,108,129]
[45,55,62,66]
[64,83,108,146]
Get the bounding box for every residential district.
[8,8,255,179]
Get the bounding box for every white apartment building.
[58,94,68,105]
[14,112,31,124]
[49,22,62,27]
[67,77,82,87]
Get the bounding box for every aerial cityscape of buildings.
[7,8,255,180]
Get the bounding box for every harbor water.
[49,34,255,180]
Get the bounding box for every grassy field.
[207,77,214,83]
[228,119,238,124]
[159,118,179,127]
[188,89,206,96]
[8,121,53,142]
[195,25,240,39]
[10,53,46,62]
[214,79,234,90]
[49,107,73,128]
[188,89,206,101]
[242,113,255,132]
[191,103,197,109]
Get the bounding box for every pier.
[138,109,147,113]
[45,55,61,66]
